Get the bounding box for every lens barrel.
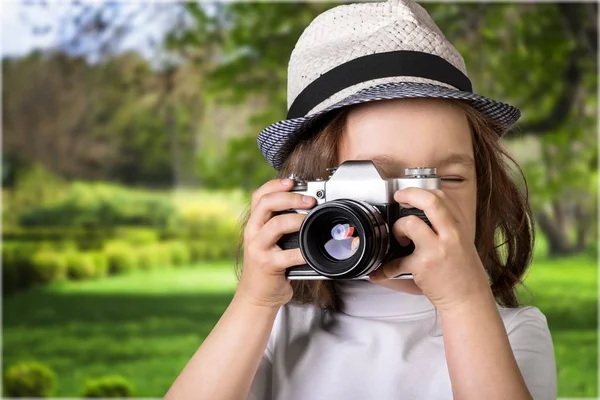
[299,199,389,279]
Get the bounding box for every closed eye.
[441,176,465,182]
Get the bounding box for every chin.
[371,278,423,294]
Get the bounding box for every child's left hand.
[369,187,493,313]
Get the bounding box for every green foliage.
[3,227,105,250]
[114,227,160,246]
[2,256,21,295]
[3,51,178,186]
[82,375,134,398]
[3,242,37,293]
[2,164,67,227]
[19,182,179,230]
[3,361,57,398]
[65,252,97,280]
[104,242,139,275]
[30,251,68,284]
[197,135,276,191]
[90,251,109,277]
[165,198,242,261]
[3,243,72,293]
[165,241,191,267]
[188,240,234,262]
[136,246,163,270]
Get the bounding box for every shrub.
[30,251,68,284]
[3,361,57,398]
[154,244,172,268]
[19,182,180,230]
[90,251,109,277]
[2,243,37,293]
[65,252,97,280]
[3,164,67,227]
[166,241,191,267]
[188,241,206,263]
[115,227,159,246]
[104,242,138,275]
[3,227,108,251]
[188,239,237,262]
[2,258,20,295]
[136,246,161,270]
[82,375,134,398]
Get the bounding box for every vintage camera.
[277,160,440,280]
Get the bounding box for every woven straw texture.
[289,0,467,114]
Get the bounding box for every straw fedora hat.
[257,0,521,170]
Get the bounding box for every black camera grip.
[278,231,300,250]
[399,207,432,228]
[273,210,301,250]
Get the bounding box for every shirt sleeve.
[505,306,557,400]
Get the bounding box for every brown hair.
[235,100,534,310]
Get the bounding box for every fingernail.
[281,179,291,186]
[302,195,314,203]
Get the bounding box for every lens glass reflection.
[323,223,361,260]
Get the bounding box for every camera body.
[277,160,440,280]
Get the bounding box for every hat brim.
[258,82,521,170]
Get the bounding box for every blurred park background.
[1,1,598,398]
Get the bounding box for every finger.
[250,178,294,212]
[246,192,315,239]
[370,252,421,281]
[428,189,465,224]
[253,213,307,249]
[393,215,437,250]
[271,248,306,272]
[394,188,458,238]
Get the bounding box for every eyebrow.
[359,153,475,170]
[437,153,475,169]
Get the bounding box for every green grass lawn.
[517,254,598,398]
[3,255,598,398]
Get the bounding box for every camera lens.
[299,200,388,279]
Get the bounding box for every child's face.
[338,98,478,294]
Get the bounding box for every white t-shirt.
[248,280,557,400]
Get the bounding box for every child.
[166,1,557,399]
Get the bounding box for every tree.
[171,2,597,255]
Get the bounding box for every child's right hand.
[235,178,316,309]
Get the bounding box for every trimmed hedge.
[3,243,58,293]
[65,252,97,280]
[166,241,191,266]
[30,251,68,284]
[3,186,246,295]
[90,251,109,277]
[3,227,159,250]
[19,182,179,230]
[3,361,57,398]
[82,375,134,398]
[104,242,139,275]
[136,244,171,270]
[2,361,136,399]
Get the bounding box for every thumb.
[369,255,418,282]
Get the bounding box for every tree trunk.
[535,208,577,256]
[167,101,182,188]
[574,203,592,251]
